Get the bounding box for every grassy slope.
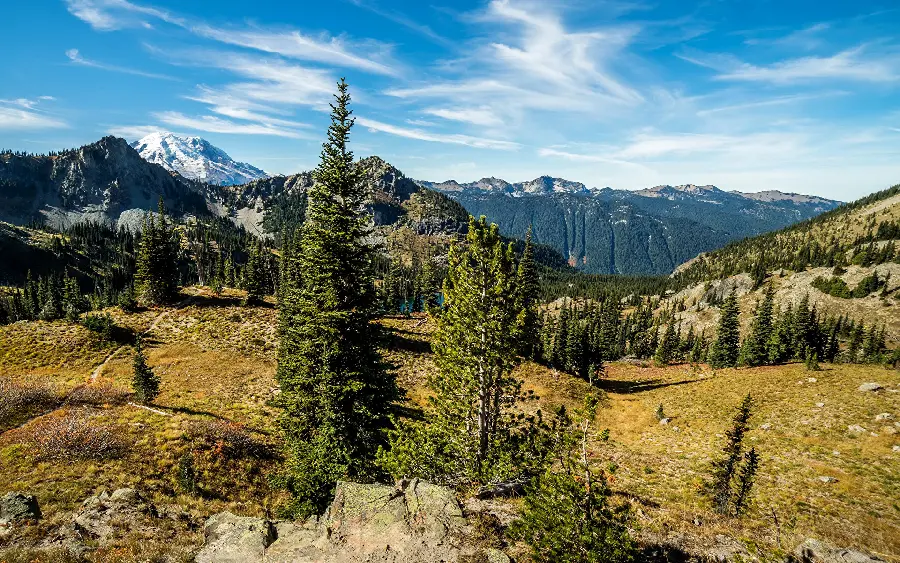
[1,290,898,561]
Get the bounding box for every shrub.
[65,383,130,406]
[81,312,116,341]
[118,285,138,312]
[26,412,126,461]
[0,377,60,430]
[189,420,272,460]
[177,452,199,494]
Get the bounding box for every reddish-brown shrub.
[26,411,127,461]
[188,420,272,460]
[65,383,130,406]
[0,377,60,429]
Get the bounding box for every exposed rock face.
[789,539,885,562]
[71,488,160,542]
[132,132,267,186]
[196,479,509,563]
[0,492,41,522]
[858,383,883,392]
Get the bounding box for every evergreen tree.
[135,199,179,305]
[275,79,399,517]
[514,228,541,359]
[739,285,775,367]
[380,217,546,487]
[709,289,741,368]
[709,394,758,516]
[510,395,635,563]
[243,239,265,305]
[654,322,678,366]
[132,336,160,404]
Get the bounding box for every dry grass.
[1,301,897,560]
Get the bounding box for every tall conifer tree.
[514,228,540,359]
[275,79,399,517]
[739,284,775,367]
[709,289,741,368]
[135,198,179,305]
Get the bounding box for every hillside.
[1,293,897,560]
[674,185,900,284]
[420,178,840,275]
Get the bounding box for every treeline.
[674,184,900,286]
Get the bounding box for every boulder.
[0,492,41,522]
[790,539,884,562]
[858,383,883,392]
[847,425,866,434]
[195,512,276,563]
[874,413,893,422]
[195,479,507,562]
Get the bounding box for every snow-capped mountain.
[130,132,267,186]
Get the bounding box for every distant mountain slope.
[418,176,840,275]
[674,184,900,284]
[0,136,216,229]
[131,132,267,186]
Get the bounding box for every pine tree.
[514,228,540,359]
[380,217,546,487]
[135,199,179,305]
[739,285,774,367]
[709,393,755,515]
[510,395,635,563]
[709,289,741,368]
[275,79,399,517]
[654,322,678,366]
[132,336,160,404]
[243,239,265,305]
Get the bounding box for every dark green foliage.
[709,290,740,368]
[81,312,115,341]
[177,452,198,495]
[510,395,635,563]
[380,216,549,488]
[811,276,851,298]
[709,394,758,516]
[739,285,775,367]
[653,322,679,366]
[135,199,180,305]
[243,239,266,305]
[132,336,160,405]
[514,229,541,359]
[275,80,399,517]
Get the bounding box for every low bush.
[26,411,127,461]
[189,420,272,460]
[81,312,116,341]
[65,383,130,406]
[0,377,60,430]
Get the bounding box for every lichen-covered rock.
[72,488,158,542]
[857,383,883,393]
[195,512,276,563]
[0,492,41,522]
[196,479,504,563]
[790,539,885,562]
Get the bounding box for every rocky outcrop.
[196,479,509,563]
[0,492,41,522]
[789,539,885,562]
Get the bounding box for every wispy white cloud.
[153,111,309,138]
[345,0,454,47]
[357,117,520,150]
[423,106,504,127]
[65,0,184,31]
[66,48,178,80]
[679,45,900,84]
[0,98,67,130]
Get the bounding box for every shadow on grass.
[385,332,432,355]
[186,293,275,309]
[595,378,697,394]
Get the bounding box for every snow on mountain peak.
[130,132,267,186]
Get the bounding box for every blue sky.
[1,0,899,200]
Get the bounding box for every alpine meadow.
[1,1,899,562]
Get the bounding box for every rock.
[72,488,158,542]
[760,423,772,431]
[195,512,276,563]
[818,476,838,484]
[197,479,495,562]
[874,413,893,421]
[847,425,866,434]
[807,377,818,383]
[858,383,883,392]
[893,445,900,453]
[790,538,884,562]
[0,492,41,522]
[815,402,825,408]
[659,417,671,425]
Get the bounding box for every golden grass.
[1,301,897,560]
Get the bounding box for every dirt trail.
[90,294,195,382]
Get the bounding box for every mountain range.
[0,134,841,275]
